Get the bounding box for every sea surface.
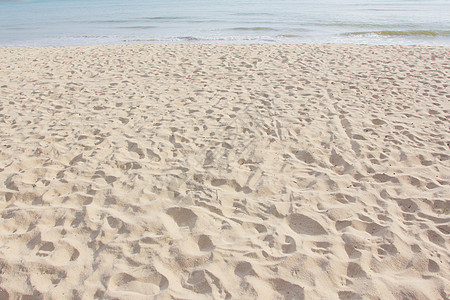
[1,0,449,46]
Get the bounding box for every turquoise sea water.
[1,0,449,46]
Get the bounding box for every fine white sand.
[0,44,449,299]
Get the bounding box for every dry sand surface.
[0,44,449,299]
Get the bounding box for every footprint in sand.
[287,213,326,235]
[109,271,168,295]
[36,242,55,257]
[167,207,197,229]
[281,235,296,254]
[184,270,211,294]
[234,261,256,277]
[346,262,367,278]
[271,278,304,300]
[197,235,215,252]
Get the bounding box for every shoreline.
[1,41,450,49]
[0,44,449,299]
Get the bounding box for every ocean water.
[0,0,449,46]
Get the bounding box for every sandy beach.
[0,44,449,299]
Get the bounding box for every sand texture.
[0,44,449,299]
